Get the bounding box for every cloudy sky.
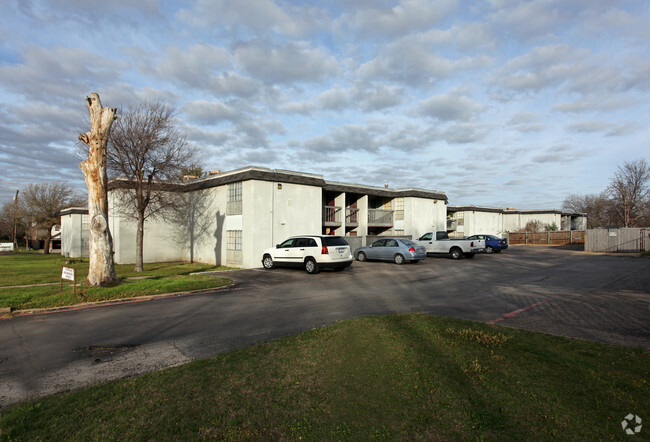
[1,0,648,210]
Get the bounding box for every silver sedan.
[354,238,427,264]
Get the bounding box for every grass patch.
[0,253,232,311]
[1,314,647,440]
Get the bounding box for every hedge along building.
[61,166,449,269]
[446,205,588,237]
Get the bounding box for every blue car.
[354,238,427,264]
[466,234,508,254]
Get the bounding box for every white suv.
[261,235,353,274]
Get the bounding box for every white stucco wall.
[109,190,187,265]
[503,212,561,232]
[463,211,504,236]
[61,213,80,257]
[245,179,322,269]
[404,197,447,238]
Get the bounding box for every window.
[227,230,242,251]
[322,237,348,247]
[394,197,404,220]
[228,182,242,202]
[227,182,242,215]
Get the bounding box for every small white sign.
[0,243,14,252]
[61,267,76,281]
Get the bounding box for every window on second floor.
[227,182,243,215]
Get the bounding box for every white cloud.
[232,40,339,84]
[151,44,231,88]
[336,0,457,38]
[176,0,327,37]
[419,90,486,121]
[358,37,490,87]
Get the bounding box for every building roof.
[448,205,586,217]
[108,166,449,202]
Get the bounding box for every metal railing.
[323,206,342,225]
[346,207,359,226]
[368,209,394,226]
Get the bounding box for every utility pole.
[12,190,19,252]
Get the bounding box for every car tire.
[262,255,275,269]
[394,254,405,265]
[450,247,463,260]
[357,252,367,262]
[486,246,494,254]
[305,258,320,274]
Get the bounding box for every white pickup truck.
[414,231,485,259]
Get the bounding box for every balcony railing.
[323,206,342,225]
[346,207,359,226]
[368,209,394,226]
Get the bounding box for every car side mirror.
[276,244,281,248]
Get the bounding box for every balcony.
[368,209,394,227]
[346,207,359,227]
[447,219,457,231]
[323,206,342,226]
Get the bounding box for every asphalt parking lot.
[1,246,648,407]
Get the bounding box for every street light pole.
[12,190,19,252]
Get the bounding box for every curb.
[1,281,235,319]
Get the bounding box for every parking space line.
[489,298,552,325]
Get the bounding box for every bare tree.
[20,182,85,254]
[78,93,119,285]
[562,193,615,228]
[107,101,197,272]
[606,158,650,227]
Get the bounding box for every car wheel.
[357,252,367,262]
[262,255,275,269]
[394,254,405,265]
[450,247,463,260]
[486,246,494,254]
[305,258,320,274]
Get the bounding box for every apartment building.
[447,205,587,237]
[62,166,448,268]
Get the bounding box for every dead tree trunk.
[79,93,118,286]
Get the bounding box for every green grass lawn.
[0,252,232,311]
[1,314,647,440]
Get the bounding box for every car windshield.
[400,239,415,246]
[322,236,348,246]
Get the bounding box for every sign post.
[61,267,76,296]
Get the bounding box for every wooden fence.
[508,230,585,246]
[585,228,649,252]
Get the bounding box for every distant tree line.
[562,158,649,228]
[0,183,85,253]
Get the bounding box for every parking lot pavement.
[0,246,648,407]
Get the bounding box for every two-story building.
[62,166,448,268]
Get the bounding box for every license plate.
[337,248,346,253]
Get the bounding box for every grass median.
[1,314,647,440]
[0,253,232,311]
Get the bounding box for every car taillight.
[498,241,502,245]
[409,247,415,252]
[321,246,329,254]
